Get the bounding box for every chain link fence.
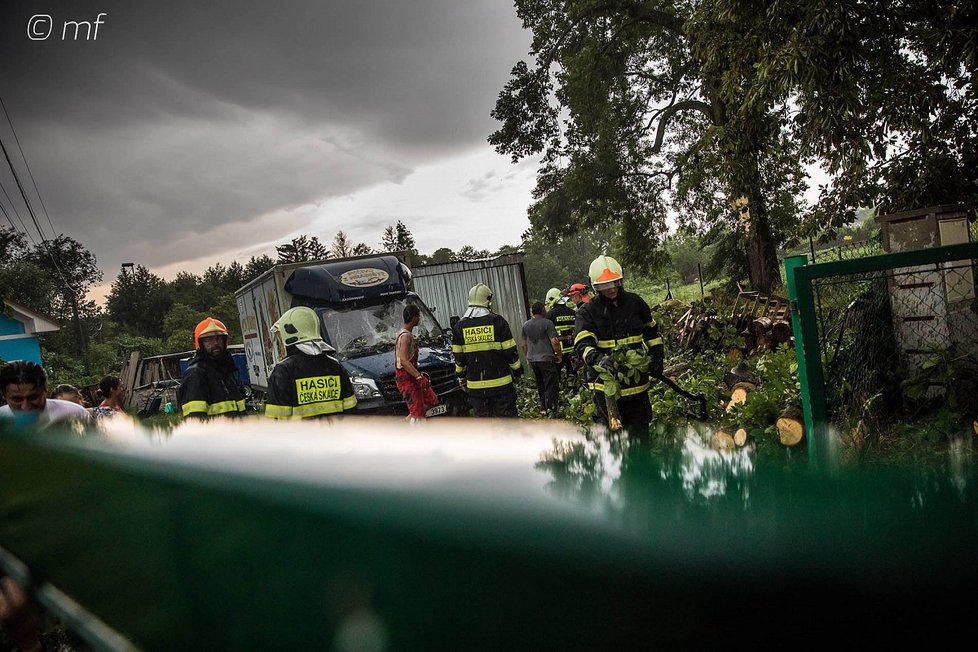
[810,256,978,436]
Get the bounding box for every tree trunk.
[747,215,780,292]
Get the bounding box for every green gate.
[785,242,978,464]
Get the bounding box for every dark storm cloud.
[0,0,530,270]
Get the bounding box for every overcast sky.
[0,0,537,299]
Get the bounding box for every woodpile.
[667,284,794,355]
[729,284,794,354]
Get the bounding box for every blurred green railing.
[3,418,978,649]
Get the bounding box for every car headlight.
[351,376,382,399]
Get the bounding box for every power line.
[0,176,38,246]
[0,191,20,231]
[0,137,49,244]
[0,136,77,293]
[0,95,57,238]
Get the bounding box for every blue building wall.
[0,313,26,337]
[0,313,43,364]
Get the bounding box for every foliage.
[491,0,803,291]
[105,264,171,339]
[244,254,275,281]
[900,343,978,413]
[664,231,714,284]
[700,0,977,234]
[493,0,976,293]
[330,230,373,258]
[276,235,330,263]
[520,224,615,302]
[380,221,417,256]
[721,345,801,434]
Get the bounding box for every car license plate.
[425,404,447,417]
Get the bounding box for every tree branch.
[649,100,715,154]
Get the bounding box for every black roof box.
[284,255,411,305]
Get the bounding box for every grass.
[628,276,727,306]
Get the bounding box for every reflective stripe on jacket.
[264,350,358,419]
[573,289,663,395]
[452,312,521,394]
[177,352,248,418]
[546,301,577,354]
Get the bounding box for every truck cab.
[236,254,466,416]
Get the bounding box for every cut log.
[726,381,756,411]
[734,428,749,447]
[730,381,756,401]
[770,319,793,344]
[710,428,737,452]
[776,405,805,446]
[747,316,773,337]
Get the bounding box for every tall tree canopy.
[105,265,171,339]
[276,235,330,263]
[491,0,976,291]
[380,221,418,256]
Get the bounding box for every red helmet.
[194,317,229,349]
[568,282,589,297]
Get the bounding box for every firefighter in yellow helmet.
[544,287,562,312]
[545,286,579,385]
[452,283,522,417]
[177,317,248,419]
[573,255,664,432]
[264,306,358,419]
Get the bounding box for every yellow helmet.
[588,255,624,291]
[467,283,493,308]
[544,287,561,310]
[271,306,322,347]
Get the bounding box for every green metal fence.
[786,242,978,463]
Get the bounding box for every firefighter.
[567,282,591,306]
[178,317,248,419]
[546,286,579,384]
[544,287,562,312]
[452,283,522,417]
[264,306,358,419]
[573,255,664,432]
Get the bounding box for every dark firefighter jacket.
[546,300,577,355]
[178,351,247,418]
[573,289,664,399]
[265,349,358,419]
[452,312,522,395]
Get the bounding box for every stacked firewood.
[670,285,794,354]
[730,285,793,353]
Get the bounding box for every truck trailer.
[234,253,466,416]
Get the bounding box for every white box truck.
[235,252,466,415]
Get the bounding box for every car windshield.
[319,298,445,356]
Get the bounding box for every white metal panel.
[413,254,530,363]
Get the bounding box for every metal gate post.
[784,255,828,466]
